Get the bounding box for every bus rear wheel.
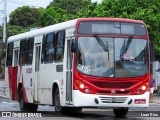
[113,107,128,118]
[19,88,38,112]
[19,88,28,111]
[28,103,38,112]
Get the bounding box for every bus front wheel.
[54,88,82,113]
[54,88,63,113]
[113,107,128,118]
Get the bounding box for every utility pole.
[3,0,7,44]
[1,0,7,78]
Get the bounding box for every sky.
[0,0,102,25]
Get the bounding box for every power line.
[0,0,4,25]
[9,0,42,8]
[0,0,4,5]
[44,11,54,19]
[0,12,3,16]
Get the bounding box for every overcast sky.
[0,0,102,25]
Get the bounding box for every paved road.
[0,80,160,119]
[0,81,5,98]
[0,97,160,120]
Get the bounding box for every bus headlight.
[142,85,147,91]
[79,83,85,89]
[84,88,90,93]
[74,80,93,94]
[133,82,149,95]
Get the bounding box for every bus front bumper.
[73,90,149,108]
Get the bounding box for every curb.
[0,94,8,99]
[0,95,8,99]
[0,88,5,99]
[152,101,160,104]
[0,88,4,91]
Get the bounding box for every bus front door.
[34,43,41,102]
[66,39,73,104]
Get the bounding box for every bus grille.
[91,81,136,88]
[96,90,130,95]
[99,97,127,103]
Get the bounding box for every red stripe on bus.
[21,76,28,103]
[8,67,18,100]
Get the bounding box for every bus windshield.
[77,37,148,78]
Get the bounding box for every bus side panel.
[5,68,11,99]
[8,67,18,100]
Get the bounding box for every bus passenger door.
[66,39,73,104]
[34,43,41,102]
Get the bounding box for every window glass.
[46,33,54,48]
[26,38,34,65]
[41,35,46,63]
[6,43,13,66]
[55,31,65,61]
[77,37,148,78]
[57,31,65,46]
[14,50,19,66]
[43,33,55,63]
[56,47,63,61]
[19,40,27,65]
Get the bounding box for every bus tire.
[54,88,63,113]
[58,107,82,114]
[19,88,28,111]
[113,107,128,118]
[28,103,38,112]
[66,107,82,113]
[157,87,160,96]
[19,88,38,112]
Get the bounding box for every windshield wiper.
[124,36,133,53]
[120,36,133,57]
[94,35,110,60]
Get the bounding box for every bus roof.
[8,18,145,43]
[8,19,78,43]
[76,18,145,24]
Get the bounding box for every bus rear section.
[71,18,150,117]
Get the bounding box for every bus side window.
[26,38,34,65]
[41,35,46,63]
[55,30,65,62]
[6,42,14,66]
[14,49,19,67]
[19,40,27,66]
[43,32,55,63]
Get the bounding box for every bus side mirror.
[71,39,76,52]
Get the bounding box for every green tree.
[0,25,2,43]
[48,0,93,20]
[7,25,30,36]
[39,6,61,26]
[9,6,43,27]
[0,24,38,42]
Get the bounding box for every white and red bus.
[5,18,150,117]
